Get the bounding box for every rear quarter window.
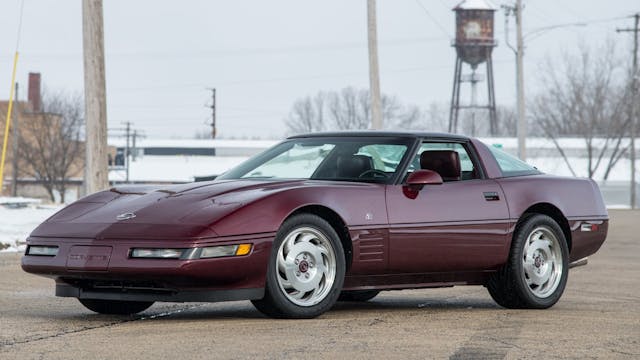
[488,145,540,177]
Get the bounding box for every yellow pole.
[0,51,20,194]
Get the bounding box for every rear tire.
[252,214,345,319]
[79,299,154,315]
[487,214,569,309]
[338,290,380,302]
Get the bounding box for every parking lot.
[1,210,638,359]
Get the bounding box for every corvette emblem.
[116,212,136,221]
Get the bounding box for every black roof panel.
[288,130,470,141]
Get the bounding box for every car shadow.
[131,296,502,321]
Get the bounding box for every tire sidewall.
[512,214,569,308]
[264,214,346,318]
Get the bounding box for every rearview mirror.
[403,170,443,199]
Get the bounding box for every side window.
[488,145,539,176]
[357,144,407,172]
[408,142,479,181]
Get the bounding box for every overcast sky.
[0,0,638,139]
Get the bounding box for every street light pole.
[367,0,383,130]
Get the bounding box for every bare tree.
[529,42,629,179]
[285,93,326,134]
[193,128,212,139]
[18,91,84,203]
[285,87,423,134]
[328,87,370,130]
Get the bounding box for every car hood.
[30,179,307,240]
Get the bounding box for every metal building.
[449,0,498,135]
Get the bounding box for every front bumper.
[21,234,274,302]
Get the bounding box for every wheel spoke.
[298,232,316,244]
[277,252,288,274]
[277,274,293,289]
[523,257,536,276]
[538,267,552,286]
[289,290,307,300]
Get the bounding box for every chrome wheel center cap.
[534,256,542,268]
[299,260,309,273]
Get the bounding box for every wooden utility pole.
[11,83,19,197]
[367,0,383,130]
[515,0,526,161]
[208,88,217,138]
[617,13,639,209]
[124,121,131,183]
[82,0,109,195]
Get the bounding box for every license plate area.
[66,246,113,271]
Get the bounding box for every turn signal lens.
[199,244,252,258]
[27,245,59,256]
[235,244,252,256]
[131,248,184,259]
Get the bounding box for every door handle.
[483,192,500,201]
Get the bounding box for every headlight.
[130,248,185,259]
[26,245,59,256]
[200,244,252,258]
[129,244,252,260]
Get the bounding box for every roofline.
[453,0,497,11]
[287,130,471,142]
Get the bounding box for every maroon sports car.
[22,132,608,318]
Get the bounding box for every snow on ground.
[0,197,42,206]
[109,156,248,183]
[0,205,61,253]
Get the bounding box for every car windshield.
[217,137,413,184]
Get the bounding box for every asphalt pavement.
[1,210,638,359]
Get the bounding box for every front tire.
[487,214,569,309]
[252,214,345,319]
[79,299,154,315]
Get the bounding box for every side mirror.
[407,169,443,186]
[403,170,443,199]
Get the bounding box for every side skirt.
[342,271,494,291]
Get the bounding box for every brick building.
[0,73,85,203]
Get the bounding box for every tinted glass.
[407,142,478,181]
[488,145,539,176]
[218,137,412,184]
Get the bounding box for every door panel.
[386,180,510,273]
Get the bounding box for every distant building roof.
[107,138,278,149]
[453,0,497,11]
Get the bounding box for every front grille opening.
[63,278,178,295]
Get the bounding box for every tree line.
[285,41,638,181]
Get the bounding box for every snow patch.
[0,206,61,253]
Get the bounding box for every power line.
[413,0,452,39]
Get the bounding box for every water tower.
[449,0,498,135]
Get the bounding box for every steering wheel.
[358,169,389,180]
